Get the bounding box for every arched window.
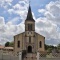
[29,36,31,43]
[28,24,32,31]
[17,41,20,48]
[39,41,42,48]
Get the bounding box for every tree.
[5,41,14,47]
[57,44,60,50]
[9,42,14,47]
[45,44,49,50]
[45,44,55,50]
[45,44,57,53]
[5,42,10,47]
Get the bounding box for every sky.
[0,0,60,46]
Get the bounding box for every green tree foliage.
[5,41,14,47]
[57,44,60,50]
[5,42,10,47]
[9,42,14,47]
[45,44,57,53]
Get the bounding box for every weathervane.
[27,0,31,9]
[29,0,31,4]
[29,0,31,5]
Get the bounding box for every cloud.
[38,9,46,13]
[0,17,6,33]
[0,0,60,46]
[0,0,13,9]
[37,0,60,45]
[0,16,5,25]
[0,0,28,45]
[0,16,24,45]
[8,0,29,20]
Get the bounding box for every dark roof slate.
[26,5,35,22]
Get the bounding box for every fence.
[0,50,19,60]
[38,52,60,60]
[0,54,19,60]
[0,51,60,60]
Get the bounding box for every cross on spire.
[29,0,31,5]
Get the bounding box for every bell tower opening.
[27,46,32,53]
[25,5,35,31]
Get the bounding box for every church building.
[14,5,45,55]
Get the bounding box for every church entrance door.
[27,46,32,53]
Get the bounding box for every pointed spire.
[26,5,35,22]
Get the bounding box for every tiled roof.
[0,46,4,49]
[0,46,13,50]
[4,47,13,49]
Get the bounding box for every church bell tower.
[25,5,35,53]
[14,4,45,54]
[25,5,35,34]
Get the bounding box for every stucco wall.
[14,32,45,55]
[37,34,45,51]
[14,33,24,54]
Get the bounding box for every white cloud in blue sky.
[0,0,60,46]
